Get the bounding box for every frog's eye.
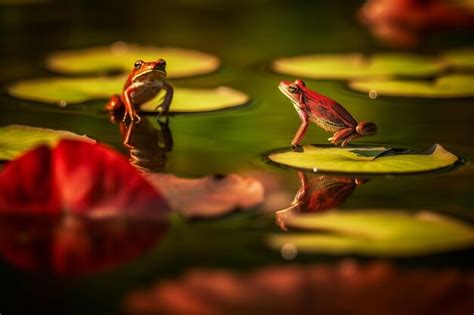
[134,60,144,69]
[157,59,166,67]
[288,84,299,94]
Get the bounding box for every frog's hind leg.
[105,94,123,111]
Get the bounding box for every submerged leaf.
[349,74,474,98]
[8,77,249,112]
[268,210,474,256]
[146,173,264,218]
[46,43,220,78]
[267,144,458,174]
[272,53,444,79]
[0,125,95,160]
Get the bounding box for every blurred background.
[0,0,473,314]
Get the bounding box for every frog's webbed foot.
[291,144,304,152]
[340,133,360,147]
[329,128,355,147]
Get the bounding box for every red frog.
[279,79,377,148]
[106,59,173,123]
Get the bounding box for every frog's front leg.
[157,82,174,122]
[123,86,142,124]
[291,110,309,150]
[329,127,355,146]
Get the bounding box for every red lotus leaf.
[0,139,170,275]
[0,139,170,217]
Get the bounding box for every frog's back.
[304,89,357,132]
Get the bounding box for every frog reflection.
[110,112,173,172]
[276,172,369,230]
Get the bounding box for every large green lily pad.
[267,210,474,257]
[349,74,474,98]
[46,43,220,78]
[267,144,458,174]
[0,125,95,160]
[272,53,444,80]
[442,47,474,70]
[8,77,249,113]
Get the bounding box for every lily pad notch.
[266,144,460,175]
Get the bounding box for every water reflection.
[124,261,474,315]
[276,172,369,230]
[111,113,173,172]
[0,215,168,276]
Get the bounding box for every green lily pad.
[442,47,474,69]
[349,74,474,98]
[267,210,474,257]
[8,77,249,113]
[46,43,220,78]
[272,53,444,80]
[0,125,95,160]
[267,144,458,174]
[141,86,249,113]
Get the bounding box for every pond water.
[0,0,473,314]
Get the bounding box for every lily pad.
[267,144,458,174]
[349,74,474,98]
[0,125,95,160]
[272,53,444,80]
[442,47,474,69]
[46,43,220,78]
[267,210,474,257]
[8,77,249,112]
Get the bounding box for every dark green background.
[0,1,473,314]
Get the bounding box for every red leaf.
[0,139,170,275]
[0,139,170,217]
[0,146,61,214]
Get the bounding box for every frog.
[279,79,377,148]
[106,59,173,123]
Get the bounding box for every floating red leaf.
[0,139,170,217]
[0,139,170,275]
